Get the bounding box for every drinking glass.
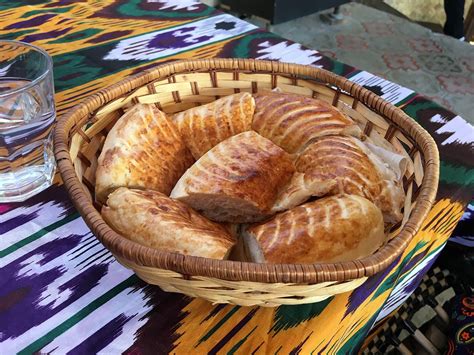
[0,40,56,202]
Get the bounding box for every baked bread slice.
[244,195,385,264]
[173,92,255,159]
[102,188,235,259]
[273,135,405,223]
[252,91,361,153]
[95,104,194,203]
[170,131,295,223]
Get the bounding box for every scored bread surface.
[173,92,255,159]
[252,91,361,153]
[95,104,194,203]
[246,194,385,264]
[97,92,401,262]
[102,188,235,259]
[273,135,404,223]
[170,131,295,223]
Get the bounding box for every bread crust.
[247,195,385,264]
[173,92,255,159]
[171,131,295,223]
[273,135,404,223]
[95,104,194,203]
[102,188,235,259]
[252,92,361,153]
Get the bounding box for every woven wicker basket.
[54,59,439,307]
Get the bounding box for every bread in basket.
[54,59,439,307]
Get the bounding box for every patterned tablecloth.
[1,1,473,354]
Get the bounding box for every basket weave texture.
[54,59,439,306]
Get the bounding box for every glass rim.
[0,40,53,98]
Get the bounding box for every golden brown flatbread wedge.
[273,135,405,224]
[95,104,194,203]
[170,131,295,223]
[172,92,255,159]
[244,195,385,264]
[252,91,361,153]
[102,188,235,259]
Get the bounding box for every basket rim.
[54,58,440,284]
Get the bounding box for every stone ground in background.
[382,0,473,28]
[248,3,474,123]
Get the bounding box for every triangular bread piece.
[95,104,194,203]
[102,188,235,259]
[171,131,295,223]
[244,195,385,264]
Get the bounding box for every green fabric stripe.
[0,29,36,40]
[230,31,281,58]
[22,6,73,18]
[329,60,349,76]
[336,313,378,354]
[271,297,334,332]
[0,212,80,258]
[0,1,38,11]
[394,92,417,107]
[18,275,138,355]
[197,306,240,345]
[370,240,428,301]
[440,161,474,187]
[227,326,257,355]
[402,100,439,121]
[423,242,446,261]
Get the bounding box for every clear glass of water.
[0,40,56,202]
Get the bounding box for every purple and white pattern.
[147,0,201,11]
[449,203,474,247]
[104,14,257,61]
[374,250,441,322]
[0,185,130,352]
[430,114,474,146]
[255,41,323,66]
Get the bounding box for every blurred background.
[373,0,472,33]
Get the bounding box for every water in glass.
[0,41,56,202]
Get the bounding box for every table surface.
[1,1,473,354]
